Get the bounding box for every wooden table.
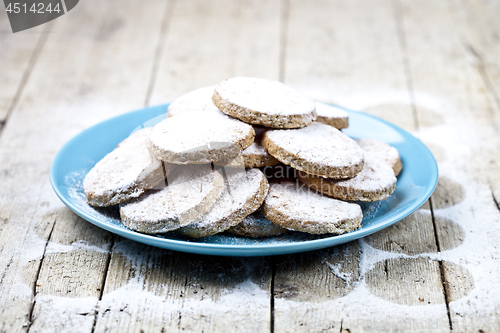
[1,0,499,332]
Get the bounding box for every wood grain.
[398,0,500,330]
[277,0,450,330]
[92,0,281,331]
[149,0,282,105]
[0,0,170,330]
[0,12,47,122]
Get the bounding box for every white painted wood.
[0,0,170,331]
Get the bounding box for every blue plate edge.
[49,104,439,257]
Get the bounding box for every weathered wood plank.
[0,0,171,331]
[93,239,272,332]
[276,0,450,331]
[0,12,46,122]
[149,0,282,105]
[93,0,281,331]
[398,0,500,331]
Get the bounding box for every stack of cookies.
[83,77,401,238]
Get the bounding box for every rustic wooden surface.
[1,0,499,332]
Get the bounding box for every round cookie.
[120,165,224,234]
[241,127,280,168]
[213,77,316,129]
[297,154,397,202]
[241,142,281,168]
[227,211,289,237]
[261,180,363,234]
[177,168,269,238]
[150,111,255,164]
[357,138,402,176]
[167,85,219,118]
[214,127,279,168]
[83,128,175,207]
[262,122,364,179]
[315,102,349,130]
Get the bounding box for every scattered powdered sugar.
[323,261,353,284]
[301,154,397,201]
[214,77,316,116]
[30,295,98,332]
[150,110,254,156]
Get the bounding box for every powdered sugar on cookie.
[83,128,174,207]
[227,211,289,237]
[261,181,363,234]
[357,138,402,176]
[213,77,316,128]
[315,102,349,129]
[167,85,220,118]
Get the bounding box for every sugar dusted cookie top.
[149,111,255,164]
[167,85,219,118]
[178,168,269,238]
[119,165,224,234]
[357,138,402,176]
[315,102,349,129]
[83,128,174,207]
[262,122,364,179]
[261,180,363,234]
[213,77,316,128]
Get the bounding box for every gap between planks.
[89,0,177,329]
[392,0,453,329]
[278,0,290,83]
[391,0,419,131]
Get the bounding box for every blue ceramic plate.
[50,104,438,256]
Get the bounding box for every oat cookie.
[120,165,224,234]
[178,168,269,238]
[217,127,279,168]
[83,128,175,207]
[357,138,402,176]
[297,153,397,202]
[167,85,219,118]
[315,102,349,129]
[262,122,364,179]
[227,211,289,237]
[213,77,316,128]
[261,181,363,234]
[150,111,255,164]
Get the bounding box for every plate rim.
[50,104,438,256]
